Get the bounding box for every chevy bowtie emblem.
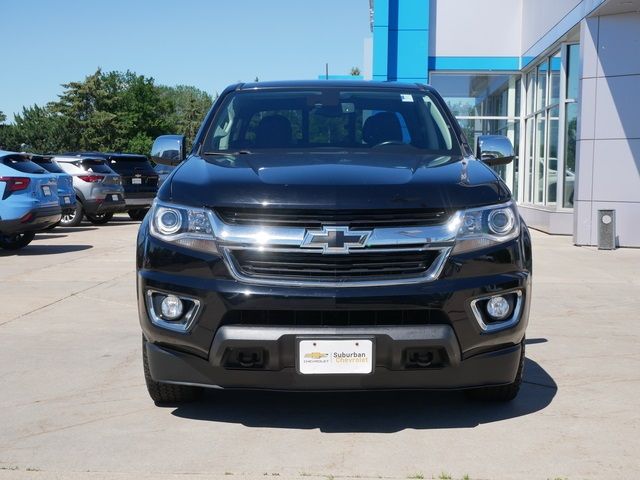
[301,226,371,254]
[304,352,329,359]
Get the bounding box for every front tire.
[60,201,83,227]
[86,212,113,225]
[465,340,525,402]
[128,209,149,221]
[0,231,36,250]
[142,336,203,405]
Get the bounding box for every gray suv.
[52,155,126,226]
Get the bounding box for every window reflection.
[524,49,568,206]
[430,73,520,193]
[564,44,580,207]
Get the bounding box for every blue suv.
[0,151,61,250]
[29,155,77,225]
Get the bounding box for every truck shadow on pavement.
[171,357,556,432]
[0,244,93,256]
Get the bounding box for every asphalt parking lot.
[1,215,639,480]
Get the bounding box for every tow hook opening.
[224,348,267,369]
[404,348,445,369]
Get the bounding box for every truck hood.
[163,152,510,210]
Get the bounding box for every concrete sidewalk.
[1,217,639,480]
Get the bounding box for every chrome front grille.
[209,207,460,287]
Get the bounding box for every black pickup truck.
[137,81,532,404]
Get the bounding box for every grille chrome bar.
[209,211,461,249]
[207,209,460,287]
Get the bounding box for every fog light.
[160,295,184,320]
[486,295,510,320]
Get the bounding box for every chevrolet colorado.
[137,81,532,404]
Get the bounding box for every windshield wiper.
[202,150,252,156]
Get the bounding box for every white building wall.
[428,0,522,57]
[521,0,582,53]
[574,13,640,247]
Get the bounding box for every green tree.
[0,105,70,153]
[0,110,6,124]
[2,69,211,155]
[159,85,213,146]
[48,68,119,151]
[350,67,361,76]
[49,69,174,154]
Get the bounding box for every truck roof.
[237,80,433,91]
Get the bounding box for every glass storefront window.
[526,73,535,114]
[564,102,578,207]
[536,63,547,111]
[429,74,517,117]
[526,118,534,203]
[547,112,560,205]
[563,44,580,208]
[566,44,580,101]
[549,51,561,106]
[535,114,546,203]
[430,73,521,193]
[522,44,577,208]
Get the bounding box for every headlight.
[149,201,218,254]
[452,201,520,254]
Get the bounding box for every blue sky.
[0,0,370,121]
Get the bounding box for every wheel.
[128,209,149,221]
[142,336,203,404]
[0,231,36,250]
[465,340,525,402]
[86,212,113,225]
[59,201,83,227]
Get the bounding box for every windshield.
[202,89,460,154]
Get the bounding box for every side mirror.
[150,135,186,166]
[476,135,515,166]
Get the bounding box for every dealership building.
[364,0,640,247]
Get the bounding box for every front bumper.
[138,222,532,391]
[146,327,523,390]
[0,205,62,234]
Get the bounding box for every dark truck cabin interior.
[202,88,461,155]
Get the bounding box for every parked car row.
[0,150,159,250]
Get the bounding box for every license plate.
[111,194,119,201]
[63,196,71,204]
[132,178,142,184]
[298,339,373,375]
[42,185,51,196]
